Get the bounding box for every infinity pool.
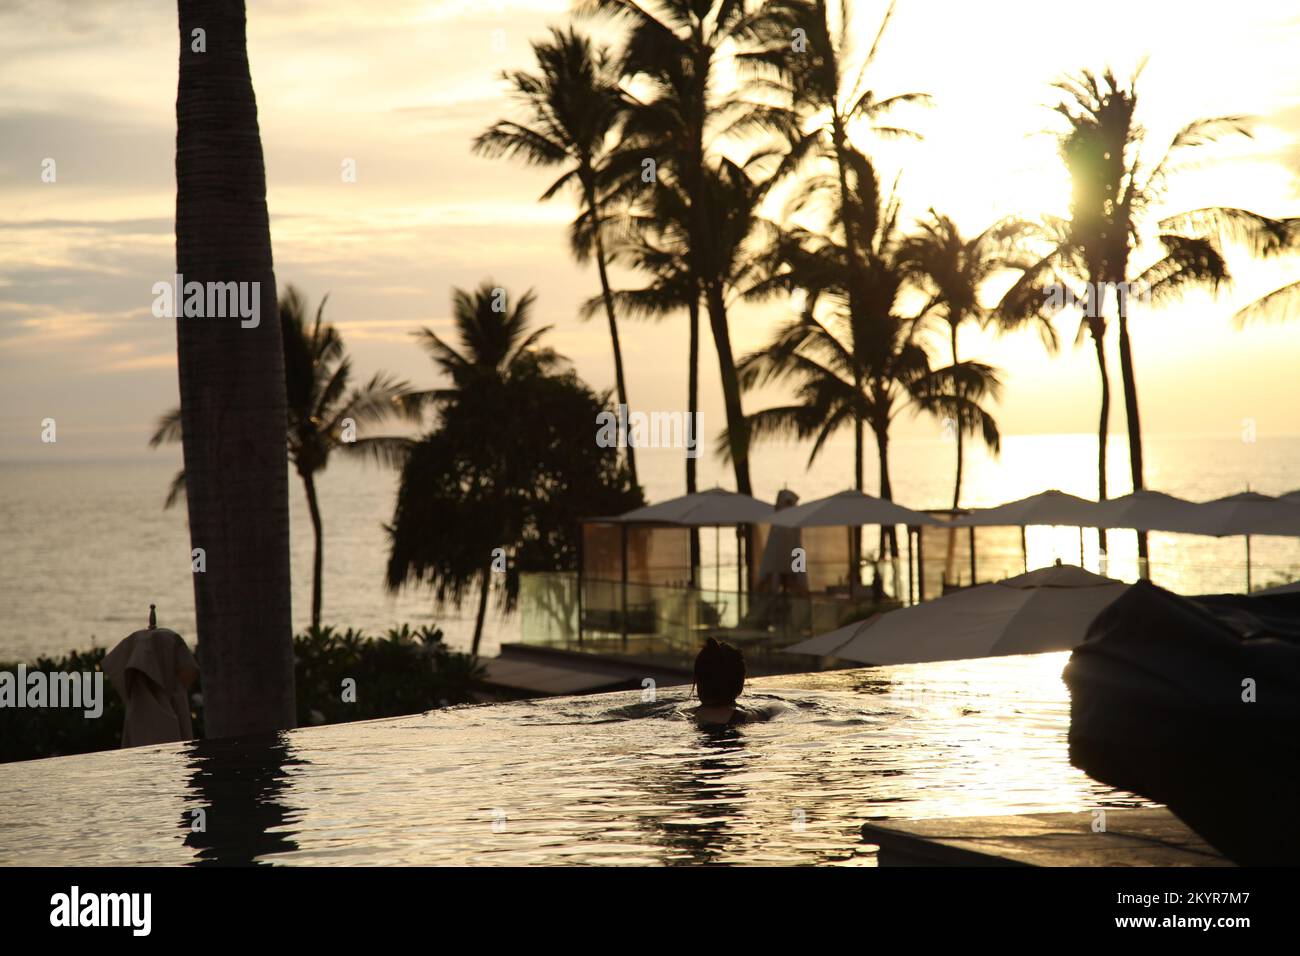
[0,652,1149,865]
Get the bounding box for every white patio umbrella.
[784,563,1127,665]
[1089,490,1202,532]
[945,489,1102,573]
[1184,492,1300,592]
[605,487,774,526]
[947,489,1101,527]
[768,488,937,528]
[1186,492,1300,537]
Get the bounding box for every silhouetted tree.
[152,286,420,629]
[474,26,640,487]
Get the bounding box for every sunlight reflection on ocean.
[0,433,1296,661]
[0,652,1152,866]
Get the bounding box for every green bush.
[0,624,485,764]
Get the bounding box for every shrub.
[0,624,484,763]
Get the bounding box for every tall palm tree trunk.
[589,188,637,489]
[175,0,295,738]
[852,377,864,592]
[301,470,324,630]
[472,564,491,656]
[706,284,752,496]
[1115,285,1148,574]
[950,323,964,510]
[1090,322,1111,559]
[873,421,896,600]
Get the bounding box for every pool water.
[0,652,1149,866]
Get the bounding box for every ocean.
[1,432,1297,662]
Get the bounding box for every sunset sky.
[2,0,1298,465]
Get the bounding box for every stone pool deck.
[861,808,1231,866]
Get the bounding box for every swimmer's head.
[694,637,745,706]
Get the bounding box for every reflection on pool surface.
[0,652,1150,866]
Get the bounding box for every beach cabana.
[579,489,772,646]
[1179,492,1300,591]
[769,489,939,603]
[939,490,1102,586]
[785,564,1127,665]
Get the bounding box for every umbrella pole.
[907,527,914,606]
[1245,534,1252,593]
[1020,526,1028,573]
[578,528,585,647]
[916,524,925,602]
[736,526,743,601]
[715,525,720,594]
[620,524,629,649]
[969,526,977,585]
[1079,527,1085,568]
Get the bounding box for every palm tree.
[152,286,421,630]
[896,211,1050,508]
[582,176,704,569]
[387,364,641,656]
[409,281,562,398]
[172,0,294,737]
[735,157,1001,593]
[583,0,768,495]
[1048,69,1245,566]
[744,0,929,342]
[1158,206,1300,322]
[473,26,639,487]
[397,282,564,652]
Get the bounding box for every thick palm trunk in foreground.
[175,0,296,736]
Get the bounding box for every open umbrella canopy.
[1090,490,1202,532]
[1184,492,1300,537]
[603,487,774,526]
[784,563,1128,665]
[947,489,1100,528]
[768,488,937,528]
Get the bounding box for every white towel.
[102,628,199,748]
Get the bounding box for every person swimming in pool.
[690,637,783,726]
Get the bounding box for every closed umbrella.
[102,604,199,748]
[784,564,1127,665]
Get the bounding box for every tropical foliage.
[0,625,483,763]
[386,283,643,653]
[152,286,420,628]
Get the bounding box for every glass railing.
[517,572,900,672]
